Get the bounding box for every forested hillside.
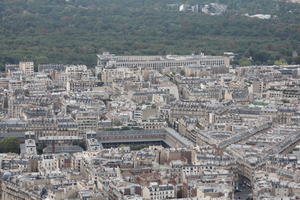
[1,0,300,68]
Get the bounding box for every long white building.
[97,52,230,71]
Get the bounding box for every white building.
[97,53,230,71]
[142,183,175,200]
[38,154,59,174]
[19,62,34,75]
[23,131,37,156]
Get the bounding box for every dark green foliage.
[0,137,20,154]
[238,57,252,66]
[118,144,148,150]
[293,56,300,64]
[36,142,46,155]
[130,144,149,150]
[104,126,144,131]
[1,0,300,68]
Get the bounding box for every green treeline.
[1,0,300,69]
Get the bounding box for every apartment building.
[19,62,34,75]
[142,183,175,200]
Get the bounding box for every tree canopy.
[0,137,21,154]
[1,0,300,69]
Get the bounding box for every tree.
[274,59,287,66]
[293,56,300,64]
[238,58,252,66]
[249,50,271,64]
[0,137,20,154]
[36,142,47,155]
[281,99,289,103]
[180,69,185,76]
